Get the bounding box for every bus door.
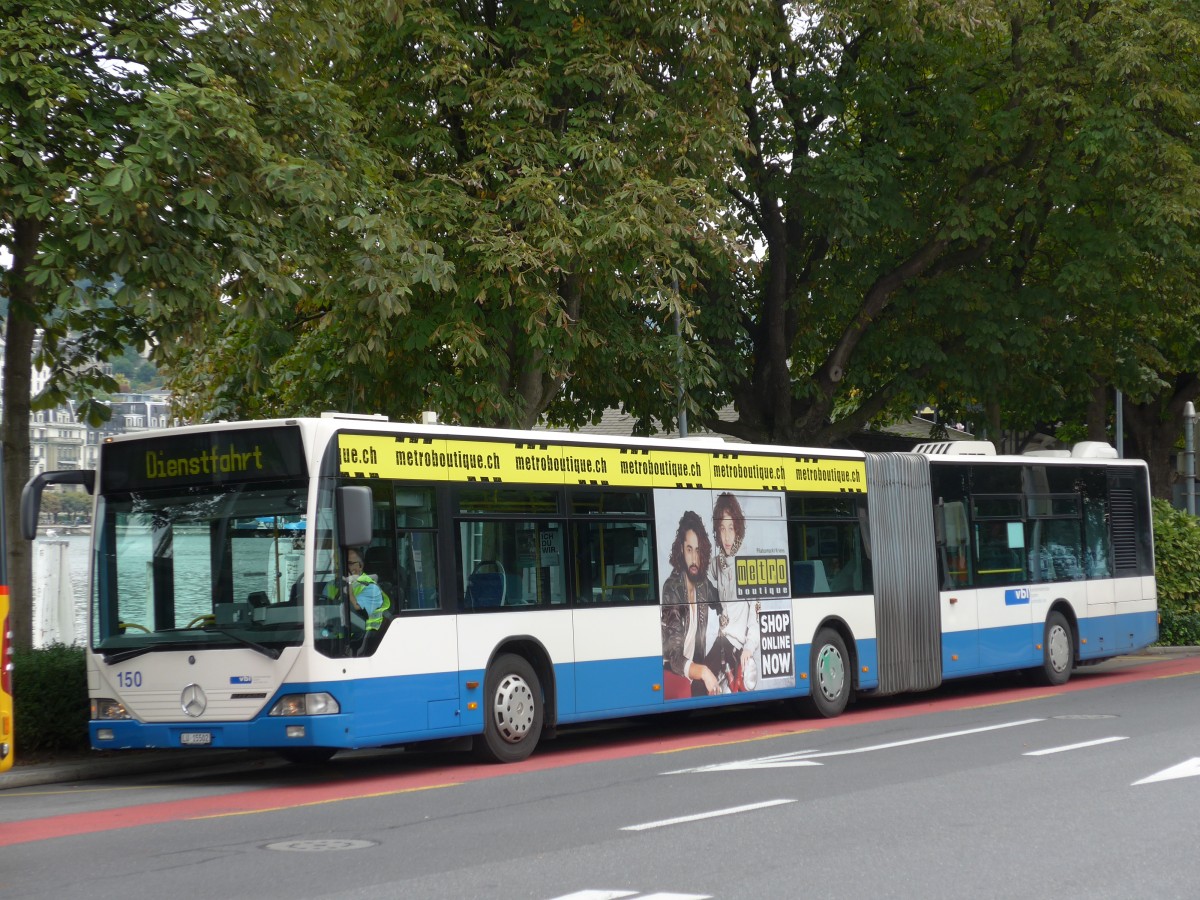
[941,584,980,675]
[938,499,979,674]
[569,517,662,715]
[348,485,462,738]
[975,518,1036,667]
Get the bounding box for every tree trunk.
[1121,379,1200,501]
[2,219,39,651]
[1124,420,1175,501]
[3,316,35,652]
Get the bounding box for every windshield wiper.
[101,628,282,664]
[201,626,281,659]
[102,645,157,664]
[102,638,213,664]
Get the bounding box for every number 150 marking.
[117,671,143,688]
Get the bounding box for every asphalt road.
[3,651,1199,900]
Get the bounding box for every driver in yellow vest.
[326,547,391,631]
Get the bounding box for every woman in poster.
[708,492,760,692]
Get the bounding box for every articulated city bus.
[21,414,1157,763]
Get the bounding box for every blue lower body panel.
[92,610,1156,752]
[92,674,475,752]
[941,609,1159,681]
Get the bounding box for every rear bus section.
[921,441,1156,685]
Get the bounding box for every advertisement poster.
[655,489,796,700]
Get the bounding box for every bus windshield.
[91,481,311,659]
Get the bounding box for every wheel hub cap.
[817,645,845,701]
[493,673,535,744]
[1048,625,1070,672]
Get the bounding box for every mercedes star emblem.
[181,683,208,718]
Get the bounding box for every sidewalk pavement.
[4,646,1198,791]
[0,749,281,791]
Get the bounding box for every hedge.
[1151,499,1200,645]
[12,643,90,756]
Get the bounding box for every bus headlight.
[268,693,340,716]
[91,698,131,720]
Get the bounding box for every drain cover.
[265,839,377,852]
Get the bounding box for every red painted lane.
[3,655,1198,847]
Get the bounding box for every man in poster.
[661,510,721,697]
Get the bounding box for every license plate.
[181,732,212,746]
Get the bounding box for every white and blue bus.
[21,414,1157,763]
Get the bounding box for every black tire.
[276,747,338,766]
[1038,610,1074,686]
[804,627,851,718]
[474,653,543,763]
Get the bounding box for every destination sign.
[338,433,866,494]
[101,425,307,492]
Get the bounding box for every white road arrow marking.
[622,799,796,831]
[666,718,1044,774]
[665,751,824,774]
[1024,736,1128,756]
[1133,758,1200,786]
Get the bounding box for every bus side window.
[394,488,439,611]
[397,532,439,609]
[459,519,566,608]
[940,501,970,588]
[975,521,1025,585]
[1083,495,1112,577]
[788,515,870,596]
[572,520,651,604]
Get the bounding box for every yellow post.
[0,585,13,773]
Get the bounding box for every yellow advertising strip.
[338,434,865,494]
[783,456,866,493]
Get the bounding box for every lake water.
[37,531,303,643]
[32,533,91,644]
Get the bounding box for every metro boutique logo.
[735,555,790,598]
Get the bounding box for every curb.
[0,750,276,791]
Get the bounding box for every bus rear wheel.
[1038,611,1074,686]
[474,653,543,763]
[804,627,851,718]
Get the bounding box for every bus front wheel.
[1038,611,1074,686]
[804,627,851,718]
[474,653,543,763]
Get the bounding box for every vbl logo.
[1005,588,1031,606]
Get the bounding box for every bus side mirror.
[21,470,95,541]
[336,486,373,549]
